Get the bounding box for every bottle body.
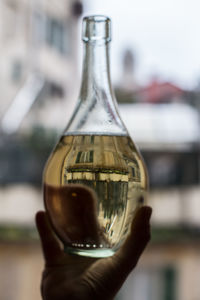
[43,133,148,257]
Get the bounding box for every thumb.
[114,206,152,273]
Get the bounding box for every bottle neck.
[63,21,127,136]
[80,41,113,101]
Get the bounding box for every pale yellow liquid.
[43,135,148,257]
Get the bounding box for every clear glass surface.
[43,16,148,258]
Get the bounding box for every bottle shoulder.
[63,95,127,136]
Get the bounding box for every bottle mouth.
[82,15,111,43]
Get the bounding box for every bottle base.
[64,245,115,258]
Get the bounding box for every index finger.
[35,211,63,265]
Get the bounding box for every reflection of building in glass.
[75,150,94,163]
[62,135,140,219]
[58,134,144,246]
[62,135,141,185]
[63,136,141,177]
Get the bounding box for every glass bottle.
[43,15,148,258]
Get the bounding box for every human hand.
[36,186,152,300]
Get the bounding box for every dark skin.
[36,185,152,300]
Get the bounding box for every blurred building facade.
[0,0,83,134]
[0,1,83,299]
[115,50,200,300]
[117,102,200,300]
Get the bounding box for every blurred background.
[0,0,200,299]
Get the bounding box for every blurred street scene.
[0,0,200,300]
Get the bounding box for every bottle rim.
[83,15,111,23]
[82,15,111,43]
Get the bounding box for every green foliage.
[0,225,38,241]
[0,127,59,185]
[23,125,58,155]
[115,88,137,103]
[152,225,200,244]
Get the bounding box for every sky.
[83,0,200,89]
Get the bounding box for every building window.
[91,136,95,144]
[71,1,83,17]
[131,167,135,177]
[33,11,45,44]
[76,151,94,164]
[49,82,64,98]
[163,266,176,300]
[46,17,69,55]
[48,81,64,98]
[11,60,22,83]
[118,265,177,300]
[42,81,65,100]
[142,151,199,188]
